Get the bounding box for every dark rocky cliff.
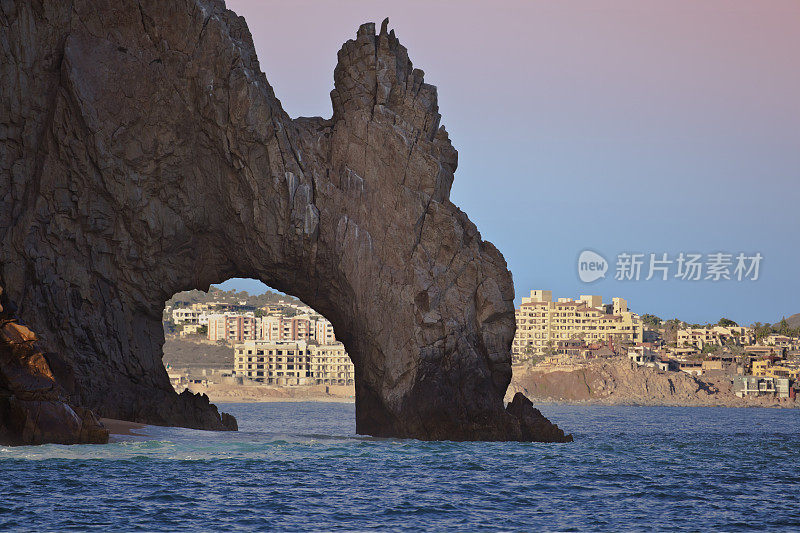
[0,284,109,445]
[0,1,570,442]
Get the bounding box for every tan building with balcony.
[676,326,754,349]
[258,314,338,345]
[208,312,339,346]
[233,340,313,385]
[208,313,258,343]
[233,340,354,385]
[310,343,354,384]
[172,308,203,324]
[313,318,337,345]
[512,290,643,359]
[259,315,314,343]
[762,334,800,351]
[752,359,799,380]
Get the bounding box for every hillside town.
[163,288,355,399]
[163,286,799,405]
[512,290,800,402]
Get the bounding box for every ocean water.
[1,403,798,531]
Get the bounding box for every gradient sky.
[217,0,800,326]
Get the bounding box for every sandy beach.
[185,383,356,404]
[212,396,355,403]
[100,418,146,436]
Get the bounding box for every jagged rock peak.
[332,17,442,143]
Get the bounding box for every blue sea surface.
[1,403,798,531]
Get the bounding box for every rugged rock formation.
[509,357,793,408]
[0,285,109,445]
[506,393,573,442]
[0,1,571,442]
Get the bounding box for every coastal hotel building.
[207,313,336,344]
[232,340,354,386]
[512,290,644,358]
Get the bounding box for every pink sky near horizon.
[222,0,800,325]
[227,0,800,138]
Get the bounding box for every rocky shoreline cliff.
[0,285,109,445]
[508,357,796,408]
[0,1,570,443]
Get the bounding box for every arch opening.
[162,278,356,406]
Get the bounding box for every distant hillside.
[167,286,303,309]
[162,338,233,370]
[778,313,800,329]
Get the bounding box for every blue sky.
[219,0,800,325]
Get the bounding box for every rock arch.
[0,1,571,442]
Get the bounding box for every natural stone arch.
[0,0,571,442]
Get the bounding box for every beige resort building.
[172,307,205,325]
[208,313,258,343]
[309,343,353,384]
[676,326,754,349]
[512,290,643,358]
[761,334,800,351]
[207,313,338,345]
[233,340,354,386]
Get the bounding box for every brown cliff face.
[509,357,789,408]
[0,1,570,442]
[0,286,109,445]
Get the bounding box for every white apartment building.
[171,307,213,325]
[172,308,203,324]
